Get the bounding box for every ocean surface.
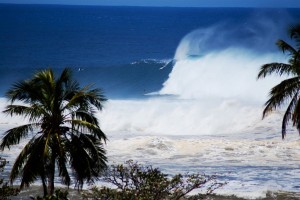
[1,4,300,199]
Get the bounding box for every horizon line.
[0,2,299,9]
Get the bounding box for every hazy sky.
[0,0,299,7]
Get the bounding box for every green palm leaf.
[292,98,300,132]
[3,104,47,121]
[6,81,39,104]
[257,63,295,79]
[67,134,106,189]
[262,77,300,117]
[64,85,106,111]
[281,92,299,139]
[259,22,300,139]
[68,119,107,141]
[289,23,300,48]
[10,136,48,187]
[276,39,297,56]
[56,140,71,186]
[0,124,40,150]
[73,110,99,125]
[1,68,107,196]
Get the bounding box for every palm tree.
[0,68,107,196]
[257,23,300,139]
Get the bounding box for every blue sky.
[0,0,299,7]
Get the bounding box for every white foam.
[161,48,286,102]
[1,23,299,199]
[99,98,265,135]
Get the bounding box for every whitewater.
[95,33,300,198]
[2,32,300,200]
[1,5,300,199]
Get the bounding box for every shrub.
[0,157,19,199]
[34,189,69,200]
[82,160,226,200]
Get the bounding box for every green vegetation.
[2,23,300,198]
[257,23,300,139]
[0,68,107,196]
[7,161,300,199]
[82,160,226,200]
[0,157,19,199]
[34,189,68,200]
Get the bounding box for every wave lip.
[160,48,285,102]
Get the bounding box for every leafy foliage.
[0,68,107,196]
[257,23,300,139]
[82,160,226,200]
[34,189,68,200]
[0,157,19,199]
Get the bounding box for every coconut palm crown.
[257,23,300,139]
[0,68,107,196]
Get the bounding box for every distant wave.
[130,58,172,66]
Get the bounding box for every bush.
[82,160,226,200]
[34,189,69,200]
[0,157,19,199]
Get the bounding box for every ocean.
[1,4,300,199]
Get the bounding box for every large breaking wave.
[100,23,288,135]
[1,9,300,198]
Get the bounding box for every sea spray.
[94,24,300,197]
[99,48,287,135]
[100,99,260,135]
[1,6,300,199]
[97,21,289,135]
[161,48,286,101]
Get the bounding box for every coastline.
[10,186,84,200]
[9,185,300,200]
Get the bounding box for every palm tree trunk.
[41,172,48,197]
[42,177,47,197]
[48,154,56,195]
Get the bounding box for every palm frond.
[257,63,294,79]
[67,135,92,188]
[3,104,46,122]
[32,69,55,90]
[55,69,77,111]
[260,23,300,139]
[292,98,300,135]
[2,67,107,192]
[57,68,72,85]
[262,77,300,118]
[73,110,99,125]
[289,23,300,48]
[0,123,40,150]
[84,135,107,170]
[67,134,106,189]
[62,80,80,102]
[278,44,300,78]
[10,136,48,186]
[56,146,71,186]
[276,39,297,56]
[31,69,58,111]
[84,88,107,110]
[9,139,34,182]
[64,85,107,111]
[6,81,39,104]
[79,134,107,170]
[20,156,41,188]
[68,119,107,141]
[281,92,299,139]
[79,134,107,163]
